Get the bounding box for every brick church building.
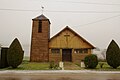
[30,14,95,62]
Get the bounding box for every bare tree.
[101,49,106,60]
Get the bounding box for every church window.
[74,49,82,54]
[74,49,88,54]
[38,21,42,33]
[83,49,88,53]
[51,49,60,54]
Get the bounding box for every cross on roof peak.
[41,6,44,14]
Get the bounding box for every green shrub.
[49,61,55,69]
[106,40,120,69]
[7,38,24,68]
[0,48,9,68]
[49,61,60,70]
[84,54,98,69]
[99,63,104,68]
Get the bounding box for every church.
[30,14,95,62]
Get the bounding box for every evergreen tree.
[106,40,120,69]
[7,38,24,68]
[84,54,98,69]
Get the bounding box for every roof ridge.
[33,14,49,20]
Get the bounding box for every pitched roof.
[50,26,95,49]
[33,14,51,24]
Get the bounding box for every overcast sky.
[0,0,120,55]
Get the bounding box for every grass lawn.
[17,61,50,70]
[95,62,120,71]
[1,57,120,70]
[64,62,120,71]
[0,60,50,70]
[0,57,50,70]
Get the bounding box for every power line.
[0,8,120,13]
[45,10,120,13]
[0,9,39,12]
[75,14,120,27]
[47,0,120,5]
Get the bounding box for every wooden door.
[62,49,72,62]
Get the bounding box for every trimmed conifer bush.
[7,38,24,68]
[106,40,120,69]
[84,54,98,69]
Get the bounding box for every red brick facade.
[30,14,50,62]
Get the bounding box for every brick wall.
[30,19,50,62]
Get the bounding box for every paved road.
[0,70,120,80]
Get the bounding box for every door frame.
[62,49,72,62]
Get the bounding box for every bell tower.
[30,14,50,62]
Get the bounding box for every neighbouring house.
[0,46,9,68]
[0,44,1,61]
[30,14,95,62]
